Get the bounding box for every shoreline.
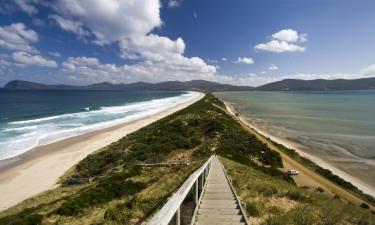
[0,92,204,211]
[223,101,375,197]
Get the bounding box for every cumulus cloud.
[272,29,307,43]
[268,64,278,70]
[15,0,38,15]
[61,56,216,84]
[12,51,58,68]
[255,29,306,53]
[43,0,217,83]
[221,57,227,61]
[49,15,90,37]
[0,23,39,53]
[234,57,254,64]
[360,64,375,75]
[49,0,162,44]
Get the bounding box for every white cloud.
[49,15,90,37]
[12,51,58,68]
[255,29,306,53]
[119,34,185,61]
[221,57,227,61]
[255,40,305,53]
[15,0,38,15]
[234,57,254,64]
[61,56,217,84]
[360,64,375,75]
[268,64,278,70]
[48,51,61,57]
[272,29,307,43]
[0,23,39,53]
[49,0,162,44]
[43,0,217,84]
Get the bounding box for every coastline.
[223,101,375,197]
[0,92,204,211]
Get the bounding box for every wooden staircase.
[192,157,247,225]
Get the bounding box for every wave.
[0,91,200,160]
[9,115,64,125]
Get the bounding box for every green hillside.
[0,94,373,225]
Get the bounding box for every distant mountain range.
[3,77,375,92]
[2,80,254,92]
[255,77,375,91]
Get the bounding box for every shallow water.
[0,90,199,160]
[215,91,375,188]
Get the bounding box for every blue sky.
[0,0,375,86]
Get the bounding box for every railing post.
[200,173,204,190]
[175,207,180,225]
[194,180,199,205]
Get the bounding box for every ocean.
[0,90,199,161]
[215,91,375,190]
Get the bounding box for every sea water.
[215,91,375,189]
[0,90,199,160]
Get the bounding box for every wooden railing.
[147,156,213,225]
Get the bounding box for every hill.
[256,77,375,91]
[3,80,254,92]
[0,94,373,225]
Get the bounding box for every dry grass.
[220,157,375,225]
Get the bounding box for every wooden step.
[193,157,247,225]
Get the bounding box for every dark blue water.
[0,90,199,160]
[0,90,184,122]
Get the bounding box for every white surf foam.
[0,92,200,160]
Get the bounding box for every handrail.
[148,155,213,225]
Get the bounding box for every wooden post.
[194,180,199,206]
[175,207,180,225]
[200,173,204,190]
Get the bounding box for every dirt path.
[216,103,374,211]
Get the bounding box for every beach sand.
[224,101,375,197]
[0,92,204,211]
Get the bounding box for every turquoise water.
[215,91,375,188]
[0,90,199,160]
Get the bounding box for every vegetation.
[272,141,375,205]
[0,93,373,225]
[221,157,375,225]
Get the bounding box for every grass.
[221,157,375,225]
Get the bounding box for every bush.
[105,204,133,224]
[56,180,145,216]
[245,201,260,217]
[360,203,370,209]
[285,190,308,202]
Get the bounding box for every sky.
[0,0,375,87]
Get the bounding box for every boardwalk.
[192,157,247,225]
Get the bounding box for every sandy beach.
[0,92,204,211]
[223,101,375,197]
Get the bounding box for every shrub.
[245,201,260,217]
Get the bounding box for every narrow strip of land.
[218,103,374,211]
